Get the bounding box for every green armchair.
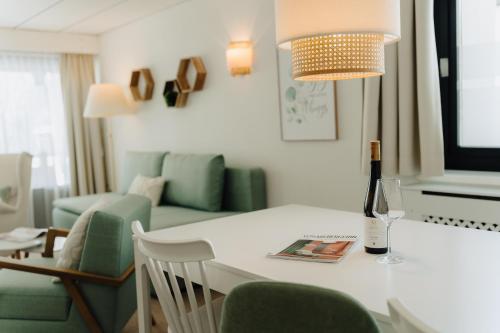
[0,194,151,333]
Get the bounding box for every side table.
[0,238,44,259]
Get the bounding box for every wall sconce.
[226,41,253,76]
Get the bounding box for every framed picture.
[277,49,338,141]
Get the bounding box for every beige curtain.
[361,0,444,177]
[60,54,109,196]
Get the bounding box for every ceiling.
[0,0,187,35]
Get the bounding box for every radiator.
[402,185,500,233]
[422,215,500,232]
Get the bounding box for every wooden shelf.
[130,68,155,101]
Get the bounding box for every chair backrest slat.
[199,261,217,333]
[181,263,203,333]
[164,262,192,333]
[146,257,183,333]
[132,221,217,333]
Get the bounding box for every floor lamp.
[83,84,134,192]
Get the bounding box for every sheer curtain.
[0,52,70,227]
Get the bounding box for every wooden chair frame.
[0,228,134,333]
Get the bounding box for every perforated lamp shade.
[275,0,401,81]
[83,84,132,118]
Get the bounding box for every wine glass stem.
[386,223,392,255]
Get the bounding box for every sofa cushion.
[161,154,225,212]
[0,258,71,321]
[53,208,81,230]
[119,151,167,194]
[151,205,237,230]
[53,193,123,216]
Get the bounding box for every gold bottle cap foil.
[370,140,381,161]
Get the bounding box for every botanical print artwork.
[278,49,337,141]
[284,80,329,124]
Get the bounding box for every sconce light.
[226,41,253,76]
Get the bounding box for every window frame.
[435,0,500,172]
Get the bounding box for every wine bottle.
[364,140,388,254]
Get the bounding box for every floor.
[123,289,224,333]
[123,298,168,333]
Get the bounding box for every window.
[435,0,500,171]
[0,52,70,189]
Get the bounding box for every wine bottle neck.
[370,160,381,179]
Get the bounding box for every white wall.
[0,28,98,54]
[99,0,368,212]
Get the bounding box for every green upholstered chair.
[220,281,380,333]
[0,194,151,333]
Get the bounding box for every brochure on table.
[268,235,358,263]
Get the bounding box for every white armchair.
[0,153,32,232]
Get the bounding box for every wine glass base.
[377,254,404,264]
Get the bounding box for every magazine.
[267,235,358,263]
[0,227,48,242]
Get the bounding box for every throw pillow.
[119,151,167,194]
[128,174,166,207]
[0,186,11,203]
[55,198,112,271]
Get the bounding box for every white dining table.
[134,204,500,333]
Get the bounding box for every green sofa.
[53,152,267,231]
[0,194,151,333]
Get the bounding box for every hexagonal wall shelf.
[163,80,188,108]
[176,57,207,93]
[130,68,155,101]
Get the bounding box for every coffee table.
[0,238,44,259]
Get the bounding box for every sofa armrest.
[223,168,267,212]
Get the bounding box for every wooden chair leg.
[62,278,103,333]
[13,250,21,259]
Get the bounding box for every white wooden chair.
[0,153,32,232]
[132,221,223,333]
[388,298,438,333]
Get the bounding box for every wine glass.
[372,178,405,264]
